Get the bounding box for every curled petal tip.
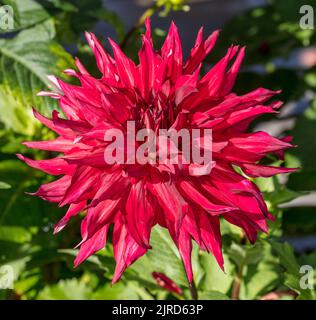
[53,222,65,235]
[16,153,24,161]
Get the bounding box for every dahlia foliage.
[19,20,295,284]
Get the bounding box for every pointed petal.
[184,29,220,74]
[178,179,237,215]
[17,154,75,175]
[241,163,297,178]
[30,176,72,203]
[148,178,187,238]
[152,272,182,295]
[54,201,86,234]
[84,199,120,240]
[125,181,155,248]
[138,35,157,100]
[74,224,109,267]
[85,32,116,78]
[112,220,147,283]
[161,21,183,82]
[222,46,245,94]
[22,137,85,153]
[109,38,137,87]
[59,167,101,206]
[32,108,74,137]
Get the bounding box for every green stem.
[231,264,243,300]
[231,232,246,300]
[189,279,198,300]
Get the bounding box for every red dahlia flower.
[152,272,182,295]
[18,20,295,284]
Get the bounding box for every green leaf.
[0,181,10,189]
[266,187,305,207]
[59,248,113,273]
[44,0,77,13]
[198,290,229,300]
[241,267,280,299]
[50,0,104,44]
[0,226,31,243]
[0,19,74,134]
[0,0,51,33]
[239,241,282,299]
[127,226,187,288]
[284,273,316,300]
[198,252,235,295]
[227,243,264,269]
[271,242,299,275]
[299,251,316,269]
[37,278,92,300]
[36,277,152,300]
[140,226,188,287]
[0,160,62,228]
[271,241,316,299]
[92,281,153,300]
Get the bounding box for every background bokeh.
[0,0,316,300]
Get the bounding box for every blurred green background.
[0,0,316,300]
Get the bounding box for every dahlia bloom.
[152,272,182,295]
[19,20,295,284]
